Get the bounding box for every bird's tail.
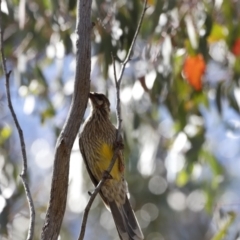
[109,197,144,240]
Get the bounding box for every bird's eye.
[96,98,103,105]
[96,99,103,105]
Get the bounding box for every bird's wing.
[79,137,109,205]
[79,138,98,186]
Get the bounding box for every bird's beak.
[89,92,96,104]
[89,92,94,99]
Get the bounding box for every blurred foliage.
[1,0,240,239]
[211,211,236,240]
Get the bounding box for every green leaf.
[176,170,189,187]
[150,72,165,103]
[204,13,213,38]
[233,57,240,75]
[177,101,187,130]
[185,129,205,166]
[68,0,77,11]
[185,39,196,55]
[133,113,141,130]
[0,126,12,145]
[40,106,55,124]
[201,150,224,177]
[34,66,48,88]
[1,126,12,139]
[208,24,228,43]
[63,31,73,54]
[192,91,209,108]
[211,212,236,240]
[166,0,177,10]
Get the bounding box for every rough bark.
[41,0,92,239]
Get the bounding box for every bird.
[79,92,144,240]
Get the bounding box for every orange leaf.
[144,0,154,5]
[148,0,154,5]
[183,54,206,91]
[232,38,240,56]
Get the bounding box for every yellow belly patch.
[97,143,120,181]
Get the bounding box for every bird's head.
[89,92,110,115]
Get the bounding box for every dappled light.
[187,190,206,212]
[100,210,115,231]
[12,215,29,239]
[167,191,186,212]
[0,195,6,213]
[1,0,240,239]
[31,138,53,169]
[141,203,159,222]
[148,175,167,195]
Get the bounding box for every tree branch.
[0,1,35,239]
[78,1,148,239]
[41,0,92,239]
[116,0,148,89]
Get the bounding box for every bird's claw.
[103,170,112,180]
[114,140,124,150]
[88,191,93,196]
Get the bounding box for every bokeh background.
[1,0,240,239]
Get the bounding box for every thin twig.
[112,54,122,139]
[78,0,148,239]
[111,52,118,87]
[113,0,148,138]
[116,0,148,87]
[0,2,35,240]
[111,52,122,140]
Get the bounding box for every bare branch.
[111,52,118,88]
[113,0,148,139]
[0,2,35,239]
[41,0,92,239]
[78,1,148,239]
[117,0,148,88]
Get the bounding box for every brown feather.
[79,92,144,239]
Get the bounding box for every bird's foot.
[88,191,93,196]
[114,140,124,150]
[102,170,112,180]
